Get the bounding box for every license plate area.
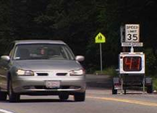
[45,81,61,88]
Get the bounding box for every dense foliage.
[0,0,157,74]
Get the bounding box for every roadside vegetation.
[95,66,118,77]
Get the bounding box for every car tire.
[74,92,85,102]
[8,80,20,102]
[59,93,69,101]
[0,90,7,101]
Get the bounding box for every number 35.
[127,34,138,41]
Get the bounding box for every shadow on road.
[18,99,74,103]
[0,99,75,103]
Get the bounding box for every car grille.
[36,73,67,76]
[37,73,48,76]
[23,86,81,90]
[56,73,67,76]
[34,86,70,89]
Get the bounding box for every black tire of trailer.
[124,89,127,94]
[147,85,153,94]
[112,86,117,94]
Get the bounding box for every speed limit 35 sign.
[125,24,139,42]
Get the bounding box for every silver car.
[0,40,86,102]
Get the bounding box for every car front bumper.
[12,76,86,95]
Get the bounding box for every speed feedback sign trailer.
[112,24,153,94]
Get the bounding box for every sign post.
[95,32,106,73]
[99,43,102,72]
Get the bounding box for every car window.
[13,44,75,60]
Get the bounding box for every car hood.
[12,60,82,71]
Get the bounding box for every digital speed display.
[119,52,145,74]
[123,56,141,71]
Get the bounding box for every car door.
[0,58,10,89]
[0,42,15,90]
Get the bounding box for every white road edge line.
[0,109,14,113]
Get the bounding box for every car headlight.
[16,69,34,76]
[70,69,85,76]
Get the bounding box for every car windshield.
[13,44,75,60]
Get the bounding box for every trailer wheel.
[112,86,117,94]
[147,85,153,94]
[124,89,127,94]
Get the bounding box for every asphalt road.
[0,75,157,113]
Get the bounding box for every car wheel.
[74,92,85,102]
[59,93,69,101]
[8,80,20,102]
[0,90,7,101]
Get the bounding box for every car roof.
[14,40,66,45]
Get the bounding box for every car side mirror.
[75,55,85,62]
[1,55,10,62]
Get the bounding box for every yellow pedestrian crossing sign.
[95,32,106,43]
